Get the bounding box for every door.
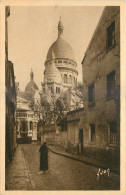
[79,129,83,154]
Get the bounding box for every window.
[30,121,33,130]
[73,76,76,85]
[48,87,51,92]
[109,122,117,143]
[90,124,95,142]
[43,88,45,93]
[107,71,115,99]
[64,74,67,83]
[107,21,115,50]
[76,78,77,85]
[69,75,72,84]
[56,87,60,94]
[51,86,53,93]
[88,83,95,106]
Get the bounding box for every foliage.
[61,82,84,110]
[29,82,84,127]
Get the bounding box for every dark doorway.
[79,129,83,154]
[20,120,28,138]
[30,121,33,130]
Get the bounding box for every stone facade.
[67,108,84,154]
[57,117,67,148]
[59,131,68,149]
[82,6,120,162]
[41,125,60,145]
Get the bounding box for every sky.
[8,6,104,91]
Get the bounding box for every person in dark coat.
[39,142,48,174]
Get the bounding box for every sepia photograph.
[4,3,122,192]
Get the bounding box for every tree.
[60,82,84,111]
[29,82,84,127]
[40,93,66,126]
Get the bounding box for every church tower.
[25,69,39,99]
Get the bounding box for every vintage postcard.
[0,0,125,194]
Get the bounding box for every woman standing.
[39,142,48,174]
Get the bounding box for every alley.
[6,144,120,190]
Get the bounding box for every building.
[5,6,17,166]
[41,18,78,95]
[82,6,120,162]
[16,70,40,143]
[16,96,38,143]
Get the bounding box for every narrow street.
[6,144,120,190]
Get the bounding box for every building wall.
[43,131,60,145]
[67,108,84,154]
[59,131,68,148]
[40,125,60,145]
[17,110,38,142]
[82,6,120,162]
[5,6,17,166]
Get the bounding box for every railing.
[110,133,117,143]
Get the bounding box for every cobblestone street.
[6,144,120,190]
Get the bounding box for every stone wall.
[41,125,60,145]
[67,108,84,154]
[59,131,68,149]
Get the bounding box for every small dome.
[44,52,62,83]
[25,81,38,92]
[25,69,38,96]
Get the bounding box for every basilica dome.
[43,18,78,92]
[46,18,76,63]
[46,38,76,62]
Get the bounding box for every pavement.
[47,144,120,174]
[5,144,120,190]
[5,145,34,190]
